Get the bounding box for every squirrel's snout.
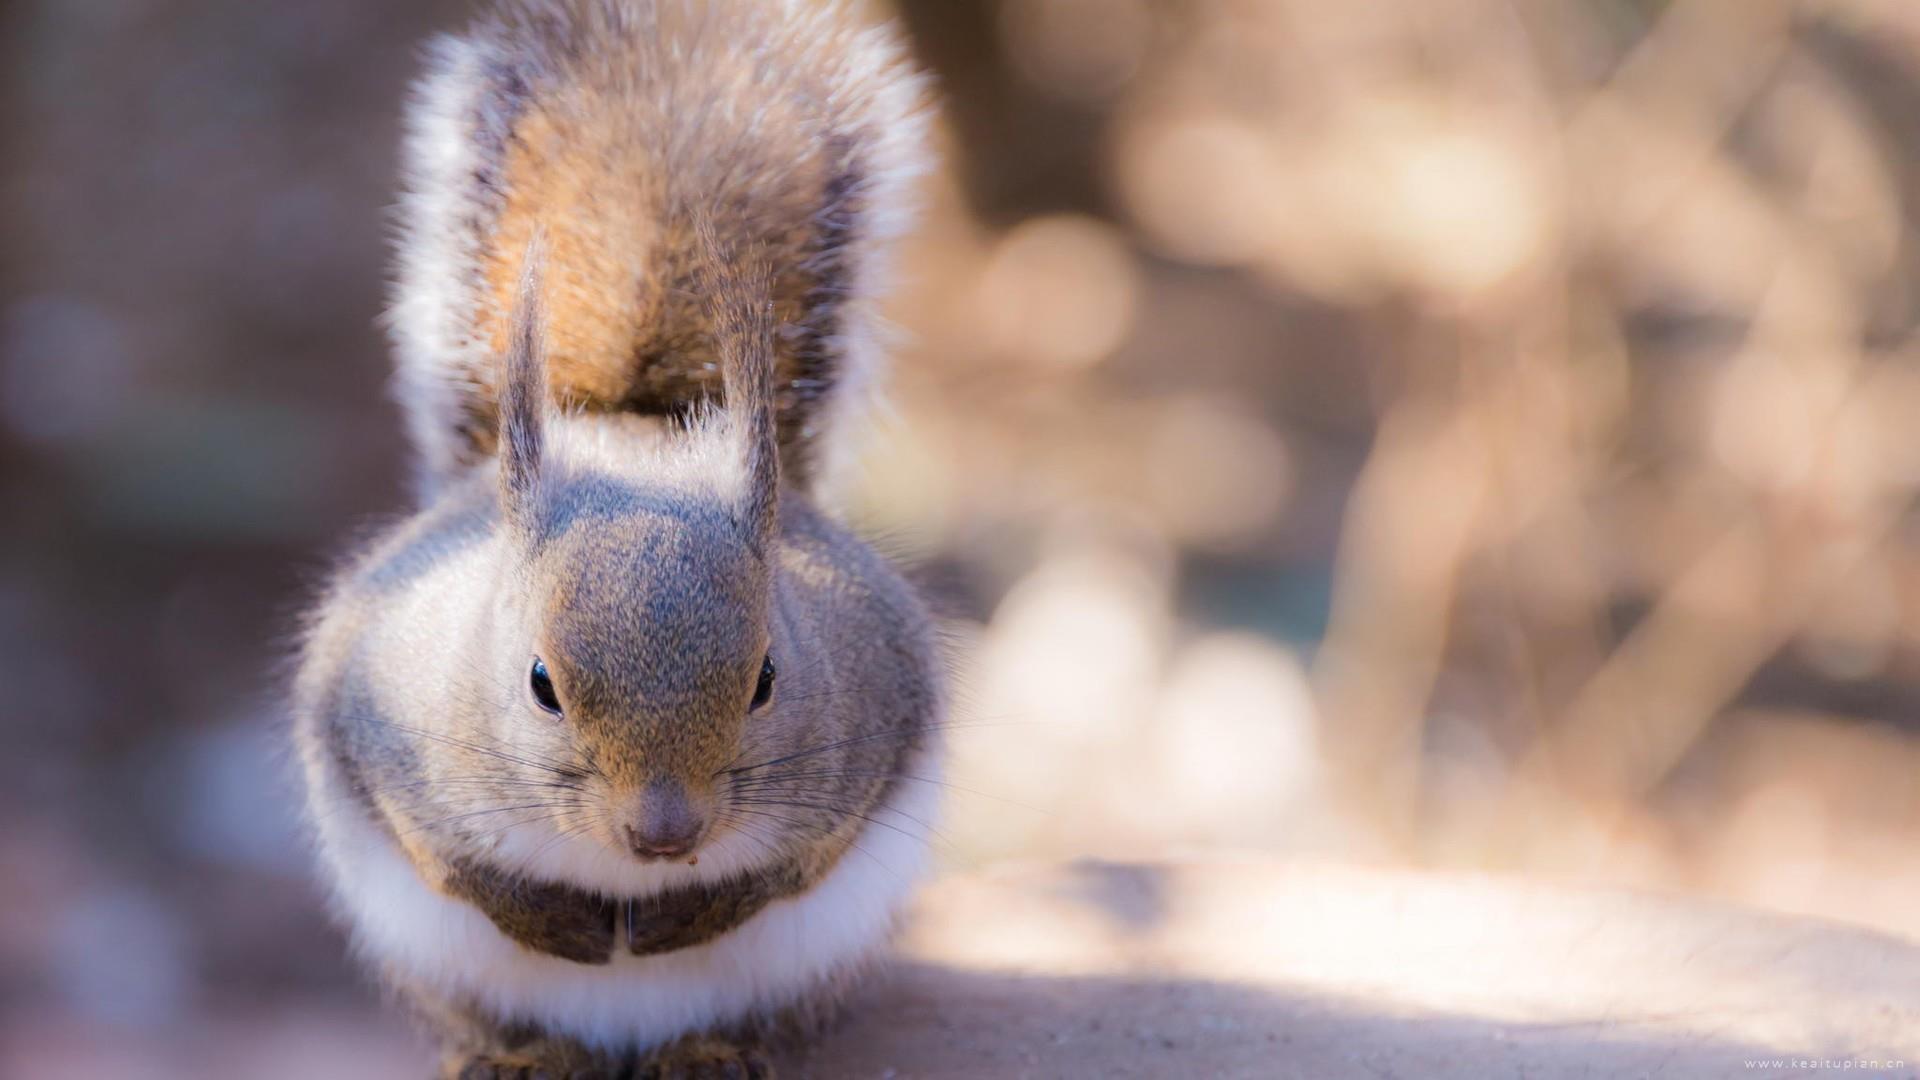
[625,825,696,860]
[624,779,709,861]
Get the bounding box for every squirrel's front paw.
[443,1053,611,1080]
[636,1037,772,1080]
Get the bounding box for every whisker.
[721,720,971,776]
[724,784,954,839]
[396,800,589,838]
[464,808,582,846]
[360,775,587,798]
[359,716,583,778]
[309,779,580,825]
[503,816,603,879]
[725,795,942,850]
[713,812,786,870]
[721,805,909,887]
[726,768,1041,813]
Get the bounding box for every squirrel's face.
[516,487,773,863]
[465,244,866,874]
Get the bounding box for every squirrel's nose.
[625,779,707,860]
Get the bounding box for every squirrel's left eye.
[750,653,775,712]
[529,657,563,716]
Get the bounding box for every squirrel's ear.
[699,223,780,551]
[498,237,548,535]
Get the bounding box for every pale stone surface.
[784,858,1920,1078]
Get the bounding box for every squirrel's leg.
[634,1034,773,1080]
[387,972,626,1080]
[632,968,867,1079]
[628,974,868,1079]
[432,1019,626,1080]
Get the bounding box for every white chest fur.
[311,763,939,1051]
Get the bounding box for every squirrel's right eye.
[529,657,563,716]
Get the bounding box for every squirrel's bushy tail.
[389,0,929,498]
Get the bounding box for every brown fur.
[443,856,617,965]
[405,0,923,488]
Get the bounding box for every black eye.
[529,657,563,716]
[750,653,775,712]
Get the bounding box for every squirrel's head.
[521,493,771,862]
[487,236,791,865]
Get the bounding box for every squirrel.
[290,2,939,1077]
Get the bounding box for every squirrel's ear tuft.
[498,236,548,535]
[698,221,780,551]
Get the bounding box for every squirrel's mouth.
[624,823,703,866]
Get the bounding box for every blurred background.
[6,0,1920,1075]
